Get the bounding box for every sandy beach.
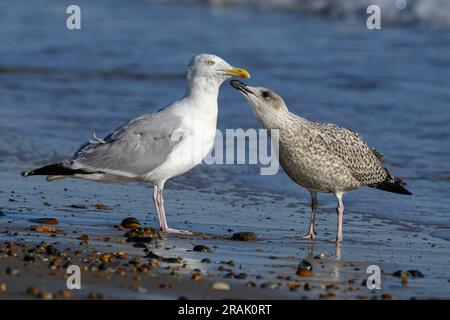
[1,0,450,301]
[1,169,449,300]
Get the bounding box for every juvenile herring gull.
[231,80,411,241]
[21,54,250,234]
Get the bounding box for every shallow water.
[0,0,449,242]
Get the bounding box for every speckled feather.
[277,113,389,193]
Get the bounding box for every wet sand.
[0,169,449,300]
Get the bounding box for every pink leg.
[334,192,344,242]
[156,185,192,235]
[152,186,164,229]
[303,191,318,240]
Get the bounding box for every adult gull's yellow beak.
[224,67,251,79]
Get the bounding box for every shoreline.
[1,170,449,299]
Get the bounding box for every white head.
[186,54,250,96]
[230,80,288,126]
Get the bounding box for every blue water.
[0,1,449,239]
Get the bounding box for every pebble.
[297,259,313,277]
[29,225,56,233]
[94,203,112,211]
[382,293,396,300]
[401,275,409,285]
[88,292,105,300]
[0,283,6,292]
[120,217,142,229]
[78,234,89,241]
[26,287,40,297]
[124,227,161,239]
[59,290,72,298]
[100,254,111,264]
[146,251,182,263]
[231,232,257,242]
[192,273,203,281]
[39,291,53,300]
[287,282,301,291]
[201,258,211,264]
[193,245,211,253]
[6,267,20,276]
[30,218,58,225]
[126,236,156,244]
[261,282,279,290]
[212,282,230,290]
[319,291,336,298]
[70,204,86,209]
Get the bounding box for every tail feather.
[21,162,94,177]
[369,173,412,195]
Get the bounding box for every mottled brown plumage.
[231,80,411,241]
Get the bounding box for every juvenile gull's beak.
[224,67,251,79]
[230,80,254,95]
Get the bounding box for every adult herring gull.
[22,54,250,234]
[231,80,411,242]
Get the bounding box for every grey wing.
[69,109,185,177]
[310,122,388,185]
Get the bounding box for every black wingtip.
[371,176,412,195]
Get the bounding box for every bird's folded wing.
[310,122,388,185]
[70,110,187,177]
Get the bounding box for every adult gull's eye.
[207,60,215,66]
[262,91,270,98]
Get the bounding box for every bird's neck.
[185,76,221,103]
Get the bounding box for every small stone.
[261,282,279,290]
[326,284,339,290]
[59,290,72,298]
[296,269,312,277]
[231,232,257,242]
[201,258,211,264]
[70,204,86,209]
[39,291,53,300]
[6,268,20,276]
[245,282,256,288]
[382,293,396,300]
[136,265,149,273]
[287,282,301,291]
[211,282,230,290]
[29,225,56,233]
[319,291,336,298]
[192,273,203,281]
[100,254,111,264]
[30,218,58,225]
[297,259,313,277]
[193,245,211,253]
[126,236,156,244]
[88,292,104,300]
[0,283,6,292]
[24,255,36,262]
[401,275,409,285]
[94,203,112,211]
[78,234,89,241]
[26,287,40,296]
[116,267,127,276]
[120,217,141,229]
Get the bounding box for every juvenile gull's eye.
[207,60,215,66]
[262,91,270,99]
